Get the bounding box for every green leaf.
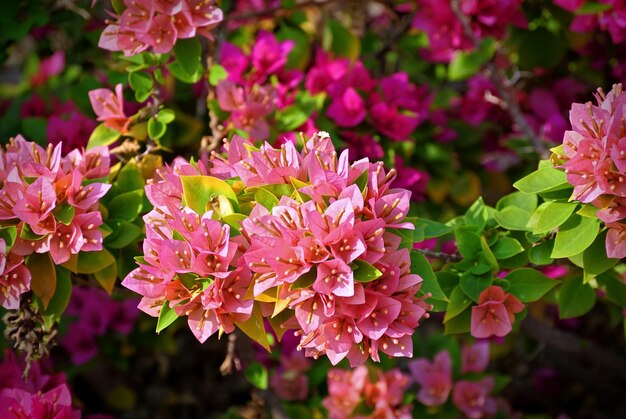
[444,308,471,335]
[444,286,473,322]
[156,301,179,333]
[551,214,599,258]
[558,276,596,319]
[173,37,202,76]
[53,203,75,225]
[290,269,317,290]
[222,213,247,234]
[108,190,144,222]
[237,304,271,352]
[147,117,167,139]
[448,37,496,81]
[27,252,56,309]
[353,259,382,282]
[492,237,525,259]
[20,224,45,241]
[513,167,568,194]
[22,117,47,144]
[181,175,240,215]
[581,230,619,279]
[209,64,228,86]
[77,249,115,274]
[414,218,452,239]
[505,268,558,302]
[464,197,488,232]
[529,240,555,265]
[410,251,447,301]
[43,266,72,317]
[460,272,492,302]
[135,89,151,102]
[276,25,310,69]
[117,162,144,192]
[323,20,360,60]
[128,71,153,92]
[254,188,279,211]
[156,108,175,124]
[0,226,17,251]
[496,191,537,213]
[597,272,626,307]
[244,362,269,390]
[531,202,577,234]
[276,105,309,132]
[455,227,482,259]
[94,260,118,295]
[105,220,143,249]
[87,123,120,150]
[167,60,203,83]
[494,207,532,231]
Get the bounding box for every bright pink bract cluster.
[0,350,80,419]
[123,132,430,365]
[408,342,497,418]
[98,0,223,55]
[323,366,413,418]
[0,136,110,308]
[561,84,626,258]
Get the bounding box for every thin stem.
[449,0,549,159]
[416,248,462,262]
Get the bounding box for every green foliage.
[558,276,596,319]
[156,301,179,333]
[244,362,269,390]
[352,259,383,282]
[448,38,496,81]
[505,268,558,302]
[88,123,121,150]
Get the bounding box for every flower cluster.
[470,285,524,339]
[123,132,430,365]
[0,350,80,418]
[61,287,139,365]
[409,342,497,418]
[98,0,223,56]
[323,366,413,418]
[560,84,626,258]
[307,51,430,142]
[410,0,526,63]
[216,32,304,141]
[89,83,132,134]
[556,0,626,44]
[0,136,110,308]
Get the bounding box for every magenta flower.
[409,351,453,407]
[452,378,497,419]
[88,83,131,134]
[29,51,65,87]
[461,341,490,374]
[327,87,367,128]
[471,285,524,339]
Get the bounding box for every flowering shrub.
[122,132,430,365]
[1,0,626,417]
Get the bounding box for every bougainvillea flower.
[461,341,490,374]
[452,378,497,419]
[88,83,131,133]
[409,350,453,406]
[471,285,524,338]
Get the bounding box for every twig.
[416,248,462,262]
[219,333,241,375]
[449,0,549,159]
